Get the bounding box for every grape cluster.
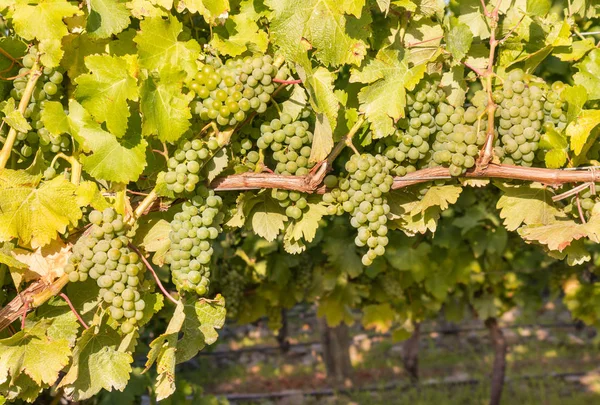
[542,81,568,131]
[163,136,221,194]
[191,55,287,127]
[493,69,544,167]
[165,187,224,295]
[221,267,247,319]
[64,208,146,334]
[323,154,393,265]
[568,188,599,221]
[381,273,404,300]
[295,264,313,293]
[431,103,487,176]
[258,112,314,176]
[376,80,444,176]
[8,46,69,161]
[231,124,261,171]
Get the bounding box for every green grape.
[165,187,224,295]
[66,208,146,333]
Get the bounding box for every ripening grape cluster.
[165,187,224,295]
[7,46,69,161]
[163,136,221,194]
[431,103,487,176]
[220,267,247,319]
[295,264,313,293]
[493,69,545,166]
[567,188,599,221]
[543,81,568,131]
[190,55,288,127]
[65,208,146,334]
[377,81,446,176]
[323,153,393,265]
[231,125,261,171]
[258,112,315,220]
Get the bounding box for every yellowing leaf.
[0,171,81,248]
[11,239,70,283]
[566,109,600,155]
[496,183,564,231]
[362,303,395,333]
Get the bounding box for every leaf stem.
[126,188,159,226]
[0,62,42,170]
[59,292,89,329]
[272,78,302,85]
[0,47,22,66]
[128,243,180,305]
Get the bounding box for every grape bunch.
[165,187,224,295]
[567,188,599,222]
[375,79,445,176]
[258,112,315,221]
[190,55,288,127]
[380,272,404,301]
[493,69,544,167]
[431,103,487,176]
[258,112,314,176]
[8,46,69,161]
[231,124,261,171]
[323,153,394,266]
[163,136,221,194]
[542,81,568,132]
[64,208,146,334]
[220,267,247,319]
[295,264,313,293]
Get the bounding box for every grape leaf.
[248,193,287,242]
[554,39,595,62]
[286,199,327,242]
[265,0,369,66]
[539,124,568,168]
[75,54,139,138]
[59,324,133,401]
[0,243,27,269]
[8,0,81,66]
[404,17,443,66]
[281,85,308,120]
[140,67,193,143]
[126,0,169,18]
[2,98,30,133]
[518,216,600,252]
[574,48,600,100]
[205,148,228,182]
[11,239,70,283]
[0,171,82,248]
[40,101,69,136]
[68,101,148,184]
[176,0,229,23]
[322,221,363,278]
[496,183,564,231]
[76,181,110,211]
[87,0,131,39]
[210,10,268,56]
[134,15,201,79]
[457,0,489,39]
[0,321,71,387]
[566,109,600,155]
[411,185,462,215]
[317,284,360,326]
[362,303,395,333]
[350,49,426,138]
[563,85,588,125]
[60,34,109,79]
[309,114,334,163]
[440,66,467,107]
[445,23,473,61]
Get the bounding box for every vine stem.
[0,62,42,170]
[211,163,600,193]
[128,243,180,305]
[50,153,82,185]
[59,293,89,329]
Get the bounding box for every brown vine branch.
[272,78,302,85]
[211,163,600,194]
[59,293,89,329]
[128,243,180,305]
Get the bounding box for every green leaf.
[40,101,69,135]
[322,221,363,278]
[350,49,426,138]
[563,85,588,125]
[496,183,564,231]
[554,39,595,62]
[566,109,600,155]
[445,23,473,61]
[574,49,600,101]
[59,324,133,401]
[134,15,201,79]
[286,199,327,242]
[75,54,139,138]
[248,193,287,242]
[8,0,81,65]
[140,67,193,143]
[210,5,268,56]
[404,17,443,66]
[87,0,131,39]
[177,0,230,23]
[265,0,369,66]
[0,171,82,248]
[68,101,148,183]
[539,126,568,168]
[527,0,551,16]
[457,0,489,39]
[1,98,30,133]
[362,303,395,333]
[204,148,228,182]
[281,85,308,120]
[519,216,600,252]
[0,321,71,387]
